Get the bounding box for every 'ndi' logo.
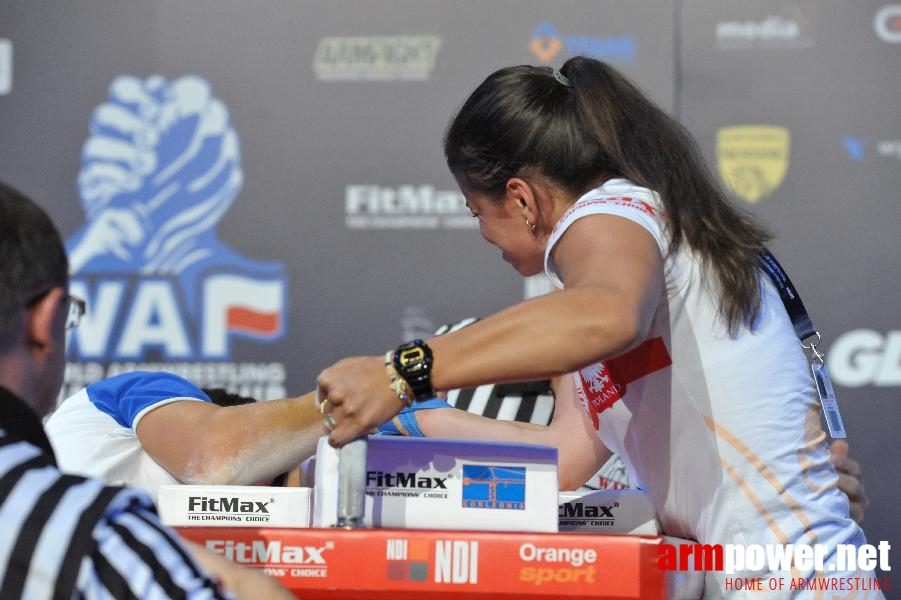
[386,538,430,582]
[66,75,288,364]
[461,465,526,509]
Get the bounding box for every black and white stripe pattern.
[436,319,556,426]
[436,318,635,490]
[0,432,227,599]
[447,380,556,426]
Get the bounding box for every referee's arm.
[84,492,293,599]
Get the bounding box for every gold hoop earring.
[525,219,536,233]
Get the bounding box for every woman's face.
[462,188,545,277]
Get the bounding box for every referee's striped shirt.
[1,424,230,598]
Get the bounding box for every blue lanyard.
[759,249,846,439]
[759,249,817,342]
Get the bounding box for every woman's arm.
[417,375,611,491]
[429,215,664,387]
[320,214,663,446]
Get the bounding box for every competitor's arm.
[321,214,663,446]
[417,375,611,491]
[136,391,323,486]
[430,215,664,387]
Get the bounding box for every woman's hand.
[317,355,406,446]
[830,440,869,524]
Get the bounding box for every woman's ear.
[505,177,537,220]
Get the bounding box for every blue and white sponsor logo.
[529,22,635,65]
[64,75,288,396]
[461,465,526,510]
[842,135,901,162]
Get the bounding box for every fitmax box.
[558,488,660,534]
[313,436,559,532]
[158,484,312,528]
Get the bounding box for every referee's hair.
[0,181,69,348]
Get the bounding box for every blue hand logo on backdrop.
[67,75,287,361]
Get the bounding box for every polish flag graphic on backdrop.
[203,274,285,357]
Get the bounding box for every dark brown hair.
[444,56,772,333]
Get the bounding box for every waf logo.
[577,337,672,429]
[716,125,790,204]
[66,75,287,361]
[461,465,526,510]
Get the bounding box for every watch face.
[393,340,435,401]
[399,346,428,369]
[396,340,433,375]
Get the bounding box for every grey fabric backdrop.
[1,0,897,581]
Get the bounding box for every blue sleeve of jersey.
[85,371,211,429]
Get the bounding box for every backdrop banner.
[1,0,897,583]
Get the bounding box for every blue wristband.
[377,397,453,437]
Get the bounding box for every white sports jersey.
[442,362,634,490]
[545,179,879,595]
[45,371,209,500]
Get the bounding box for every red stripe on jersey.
[578,336,672,429]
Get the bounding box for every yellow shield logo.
[716,125,790,204]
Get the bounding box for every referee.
[0,181,291,600]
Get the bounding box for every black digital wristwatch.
[392,339,436,402]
